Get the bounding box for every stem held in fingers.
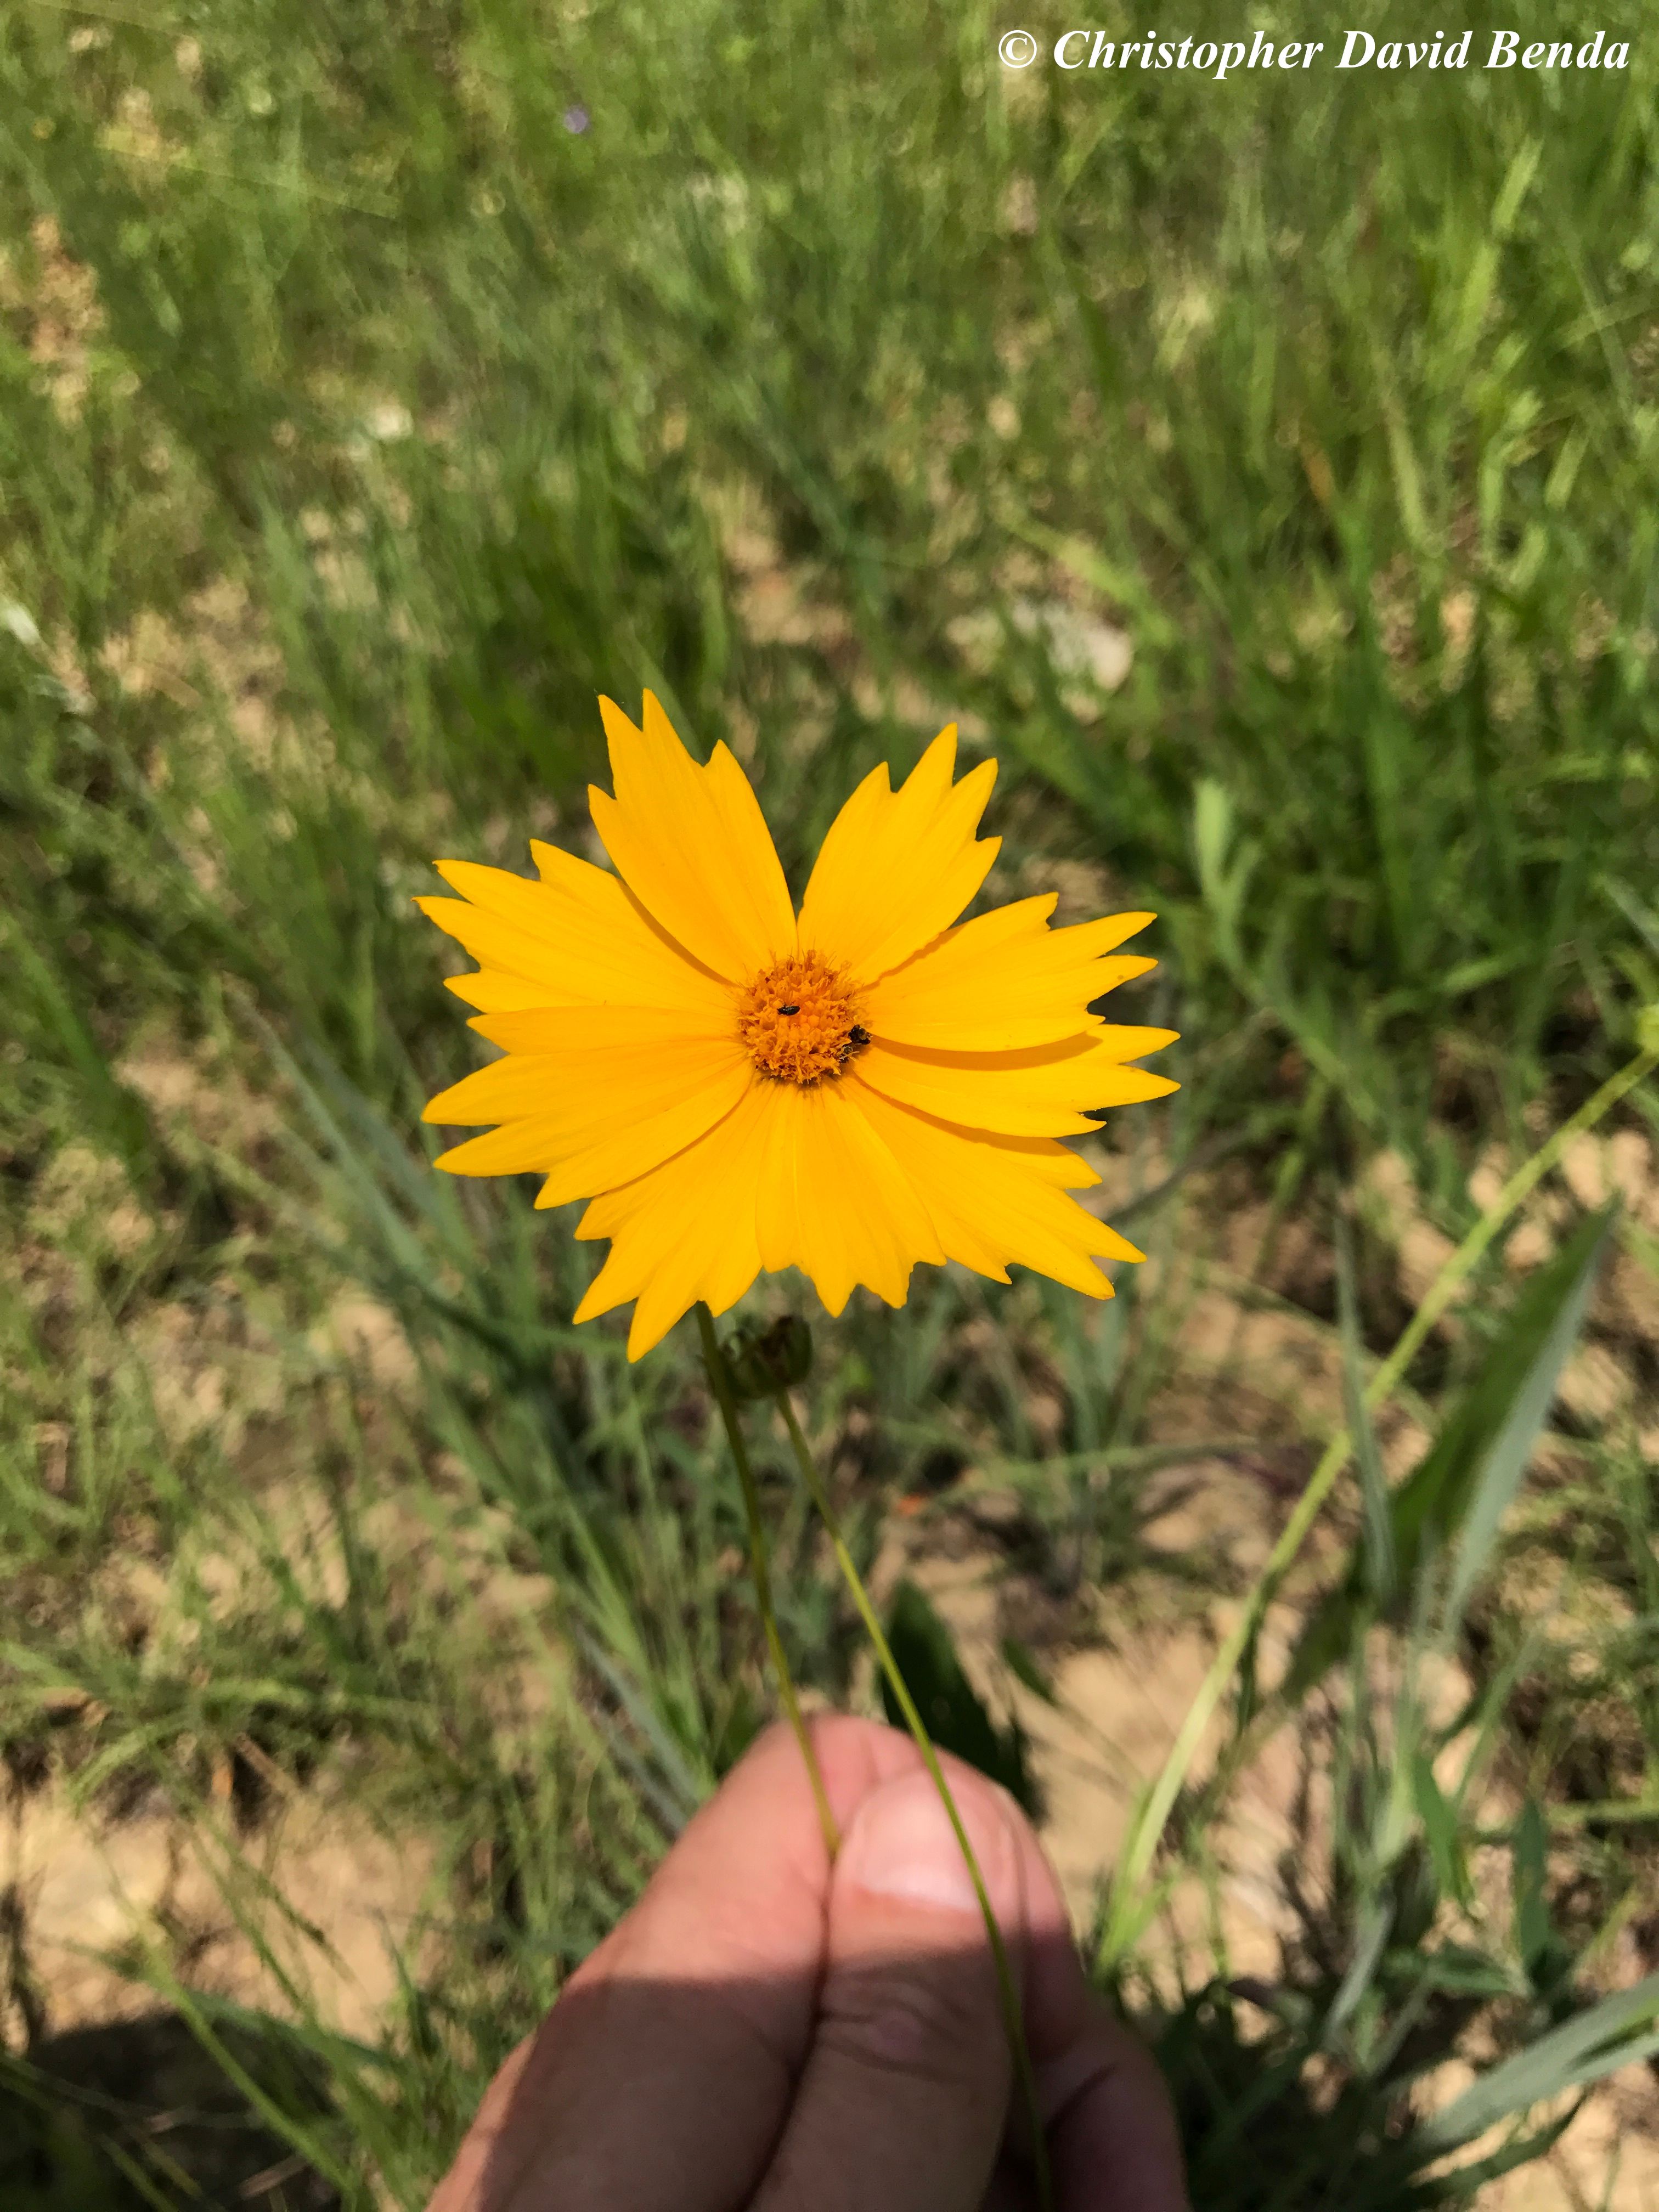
[695,1303,840,1861]
[773,1387,1056,2212]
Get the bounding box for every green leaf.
[1337,1218,1396,1608]
[1412,1943,1515,2000]
[1511,1798,1573,2005]
[1324,1898,1395,2046]
[1283,1204,1617,1699]
[1416,1978,1659,2157]
[1444,1204,1618,1632]
[1432,2102,1583,2197]
[1412,1752,1472,1911]
[1192,779,1261,979]
[880,1581,1040,1818]
[1511,1799,1553,1983]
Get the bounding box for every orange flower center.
[737,952,871,1085]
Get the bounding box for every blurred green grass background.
[4,0,1659,2204]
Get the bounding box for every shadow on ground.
[1,2009,336,2211]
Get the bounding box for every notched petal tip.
[1094,910,1159,953]
[798,726,1005,985]
[586,690,795,980]
[417,861,473,905]
[597,690,641,746]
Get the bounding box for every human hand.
[427,1713,1187,2212]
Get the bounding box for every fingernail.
[839,1768,1019,1918]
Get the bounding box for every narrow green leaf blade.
[1337,1218,1396,1607]
[1283,1204,1617,1700]
[1444,1204,1618,1631]
[1417,1974,1659,2157]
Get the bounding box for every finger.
[753,1762,1029,2212]
[1040,2010,1188,2212]
[426,2035,535,2212]
[427,1714,925,2212]
[1003,1822,1188,2212]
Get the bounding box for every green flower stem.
[1097,1041,1658,1975]
[695,1304,840,1861]
[773,1390,1056,2212]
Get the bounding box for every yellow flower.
[419,695,1177,1359]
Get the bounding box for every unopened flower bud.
[723,1315,813,1400]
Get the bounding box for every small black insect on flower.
[836,1024,872,1068]
[778,1004,800,1015]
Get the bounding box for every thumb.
[752,1762,1027,2212]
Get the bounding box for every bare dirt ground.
[7,1124,1659,2206]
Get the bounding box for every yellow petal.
[429,1035,751,1205]
[417,847,730,1018]
[588,693,795,983]
[847,1074,1144,1295]
[532,1054,754,1209]
[857,1030,1180,1136]
[751,1080,945,1316]
[797,727,1001,984]
[424,1013,740,1122]
[445,970,577,1013]
[573,1077,774,1358]
[466,1003,734,1056]
[867,898,1161,1049]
